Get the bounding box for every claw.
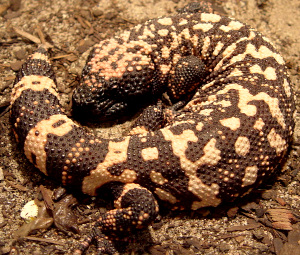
[74,227,118,255]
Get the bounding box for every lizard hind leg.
[167,55,206,103]
[73,228,117,255]
[75,183,159,254]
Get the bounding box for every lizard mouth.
[72,95,116,121]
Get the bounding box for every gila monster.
[10,2,295,254]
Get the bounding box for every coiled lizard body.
[10,2,295,254]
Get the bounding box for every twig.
[36,24,47,46]
[13,27,53,48]
[25,236,65,245]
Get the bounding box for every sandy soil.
[0,0,299,254]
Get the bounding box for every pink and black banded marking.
[11,11,295,208]
[10,5,295,253]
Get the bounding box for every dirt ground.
[0,0,300,254]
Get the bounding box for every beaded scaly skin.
[10,3,295,254]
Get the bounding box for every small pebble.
[20,200,39,222]
[10,61,23,71]
[14,48,27,60]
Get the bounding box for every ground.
[0,0,300,254]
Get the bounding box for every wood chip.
[227,223,261,232]
[39,185,54,211]
[5,180,28,192]
[272,221,293,231]
[267,208,295,231]
[267,208,295,222]
[276,197,287,206]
